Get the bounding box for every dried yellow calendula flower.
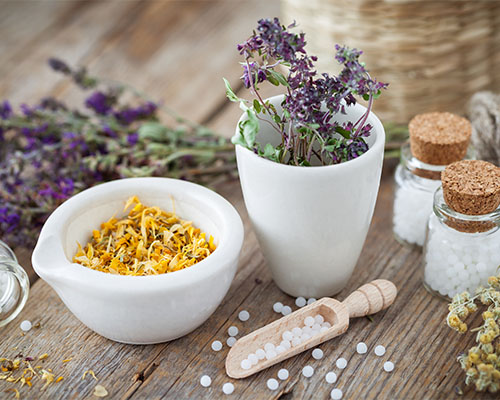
[82,369,98,381]
[73,196,216,276]
[93,384,108,397]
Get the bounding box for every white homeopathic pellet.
[267,378,279,390]
[374,345,386,356]
[302,365,314,378]
[273,302,283,313]
[304,316,315,327]
[312,348,324,360]
[256,349,266,360]
[211,340,223,351]
[292,327,302,337]
[281,306,292,316]
[241,359,251,370]
[282,330,293,341]
[228,326,238,337]
[325,371,337,384]
[295,297,306,307]
[330,388,343,400]
[264,342,275,352]
[20,320,32,332]
[200,375,212,387]
[227,337,236,347]
[384,361,395,372]
[307,298,316,305]
[238,310,250,321]
[222,382,234,395]
[336,358,347,369]
[278,368,289,380]
[356,342,368,354]
[248,353,258,365]
[315,315,324,324]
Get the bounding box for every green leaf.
[362,93,370,101]
[335,126,351,139]
[272,114,282,125]
[233,109,259,148]
[263,143,275,157]
[268,70,289,87]
[253,99,262,113]
[267,73,279,86]
[138,122,168,141]
[223,78,239,102]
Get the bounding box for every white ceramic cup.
[235,95,385,297]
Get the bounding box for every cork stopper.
[409,112,471,165]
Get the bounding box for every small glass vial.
[393,112,472,247]
[423,160,500,299]
[0,240,30,327]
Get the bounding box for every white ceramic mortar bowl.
[32,177,244,344]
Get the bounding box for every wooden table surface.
[0,1,495,399]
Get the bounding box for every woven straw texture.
[281,0,500,124]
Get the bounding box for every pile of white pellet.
[203,298,395,399]
[393,183,436,246]
[424,214,500,298]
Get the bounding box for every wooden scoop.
[226,279,397,379]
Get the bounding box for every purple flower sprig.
[225,18,387,166]
[0,59,235,249]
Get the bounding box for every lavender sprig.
[0,59,235,248]
[225,18,388,166]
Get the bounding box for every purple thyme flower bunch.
[225,18,388,166]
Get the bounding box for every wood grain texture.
[0,1,498,399]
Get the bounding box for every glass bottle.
[0,240,30,326]
[423,187,500,299]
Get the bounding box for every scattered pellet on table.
[325,371,337,384]
[278,368,289,380]
[222,382,234,395]
[384,361,395,372]
[273,302,283,313]
[304,316,315,327]
[307,298,316,305]
[211,340,223,351]
[330,388,343,400]
[227,337,236,347]
[356,342,367,354]
[374,345,386,356]
[282,330,293,341]
[336,358,347,369]
[312,348,324,360]
[256,349,266,360]
[295,297,306,307]
[20,320,32,332]
[228,326,238,337]
[238,310,250,321]
[281,305,292,316]
[267,378,279,390]
[241,359,251,370]
[200,375,212,387]
[302,365,314,378]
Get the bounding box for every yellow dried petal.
[94,384,108,397]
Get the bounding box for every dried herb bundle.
[0,60,235,249]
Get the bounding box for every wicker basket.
[282,0,500,124]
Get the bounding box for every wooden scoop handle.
[342,279,397,318]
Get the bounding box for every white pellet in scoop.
[304,316,315,326]
[238,310,250,321]
[280,340,291,350]
[384,361,394,372]
[356,342,367,354]
[302,365,314,378]
[273,302,283,313]
[320,326,329,333]
[275,345,285,354]
[281,306,292,316]
[301,333,311,341]
[336,358,347,369]
[291,337,302,347]
[315,314,324,324]
[312,348,324,360]
[20,320,32,332]
[295,296,306,307]
[227,337,236,347]
[330,388,343,400]
[312,323,321,332]
[264,342,275,352]
[256,349,266,360]
[241,359,251,370]
[278,368,289,380]
[222,382,234,395]
[325,371,337,384]
[374,345,386,356]
[307,298,316,305]
[282,330,293,341]
[267,378,279,390]
[266,350,277,360]
[248,353,258,365]
[211,340,222,351]
[228,326,238,337]
[322,322,332,328]
[200,375,212,387]
[292,327,302,337]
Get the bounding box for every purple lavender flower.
[0,100,12,119]
[127,132,139,146]
[48,58,71,74]
[85,91,112,115]
[241,62,267,89]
